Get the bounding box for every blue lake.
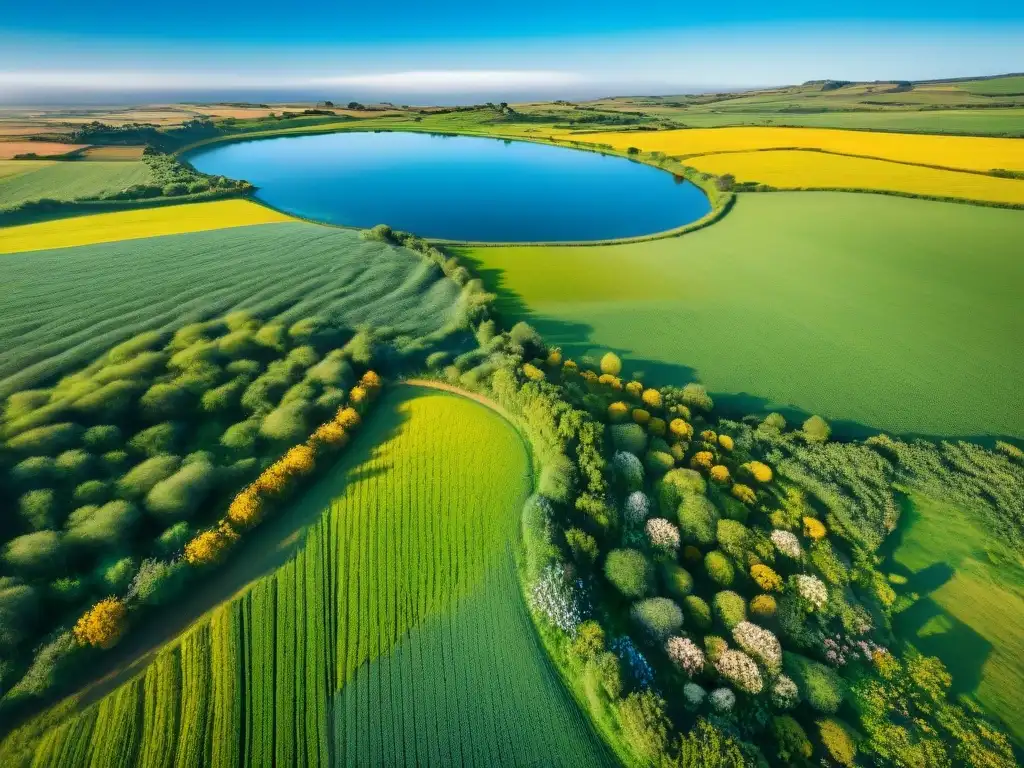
[187,131,711,242]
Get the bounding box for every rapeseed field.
[573,126,1024,172]
[686,149,1024,204]
[0,199,292,254]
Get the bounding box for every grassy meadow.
[886,492,1024,744]
[685,150,1024,204]
[0,222,468,398]
[0,161,55,180]
[455,192,1024,438]
[0,199,292,254]
[0,388,612,766]
[0,162,154,208]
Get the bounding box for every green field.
[0,162,154,208]
[0,222,468,398]
[0,387,612,766]
[886,492,1024,744]
[455,192,1024,438]
[952,76,1024,96]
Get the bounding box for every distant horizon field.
[455,192,1024,439]
[0,160,153,208]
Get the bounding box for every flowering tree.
[666,636,705,677]
[645,518,680,555]
[750,564,783,592]
[714,649,763,694]
[732,621,782,672]
[624,491,650,525]
[683,682,706,711]
[771,675,799,710]
[709,687,736,713]
[771,529,803,559]
[794,574,828,611]
[742,461,774,483]
[73,597,127,649]
[531,563,586,635]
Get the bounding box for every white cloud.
[0,69,585,93]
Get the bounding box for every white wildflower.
[770,529,802,558]
[709,687,736,713]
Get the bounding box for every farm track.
[0,387,613,766]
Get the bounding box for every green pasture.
[0,162,153,208]
[0,388,611,766]
[455,192,1024,438]
[886,492,1024,745]
[951,76,1024,96]
[0,222,467,398]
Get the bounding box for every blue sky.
[2,1,1023,101]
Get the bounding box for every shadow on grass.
[26,388,419,721]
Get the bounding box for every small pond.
[187,132,711,242]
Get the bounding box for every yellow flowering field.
[573,126,1024,173]
[0,199,293,254]
[685,150,1024,204]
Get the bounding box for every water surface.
[188,131,711,241]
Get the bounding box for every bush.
[220,418,260,453]
[83,425,122,451]
[127,558,186,606]
[98,556,136,593]
[129,423,178,456]
[117,454,181,498]
[742,461,773,484]
[684,595,713,630]
[145,460,217,520]
[11,456,55,488]
[618,691,670,763]
[18,489,57,530]
[54,449,91,482]
[750,564,783,592]
[613,451,645,492]
[565,528,599,568]
[772,716,812,764]
[783,652,846,713]
[630,597,684,641]
[704,550,735,587]
[611,423,647,455]
[679,493,720,548]
[818,718,857,766]
[66,500,140,550]
[731,483,756,505]
[140,381,193,418]
[732,620,782,671]
[604,549,654,598]
[803,516,827,541]
[6,422,81,454]
[73,479,109,506]
[656,468,705,515]
[156,522,192,555]
[589,650,623,700]
[662,563,694,599]
[680,382,713,412]
[6,631,78,699]
[803,414,831,443]
[607,401,629,423]
[712,590,746,629]
[0,583,39,649]
[571,620,605,662]
[73,597,127,649]
[750,594,777,618]
[184,526,236,565]
[641,389,662,409]
[714,649,763,694]
[715,519,751,564]
[644,450,674,474]
[600,352,623,376]
[3,531,64,575]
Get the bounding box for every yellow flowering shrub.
[184,527,236,565]
[690,451,713,471]
[227,487,263,528]
[546,348,563,366]
[598,373,622,390]
[359,370,382,391]
[641,388,663,409]
[600,352,622,376]
[349,385,369,405]
[335,407,361,429]
[803,516,827,541]
[73,597,128,649]
[732,483,756,505]
[710,465,731,483]
[700,430,717,443]
[632,408,651,425]
[750,564,783,592]
[648,417,666,437]
[607,402,630,423]
[750,594,777,618]
[282,444,315,475]
[310,421,348,448]
[625,381,643,399]
[743,461,774,483]
[669,418,693,440]
[718,434,734,452]
[522,363,545,381]
[563,359,578,373]
[670,443,686,462]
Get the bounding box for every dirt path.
[401,378,517,424]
